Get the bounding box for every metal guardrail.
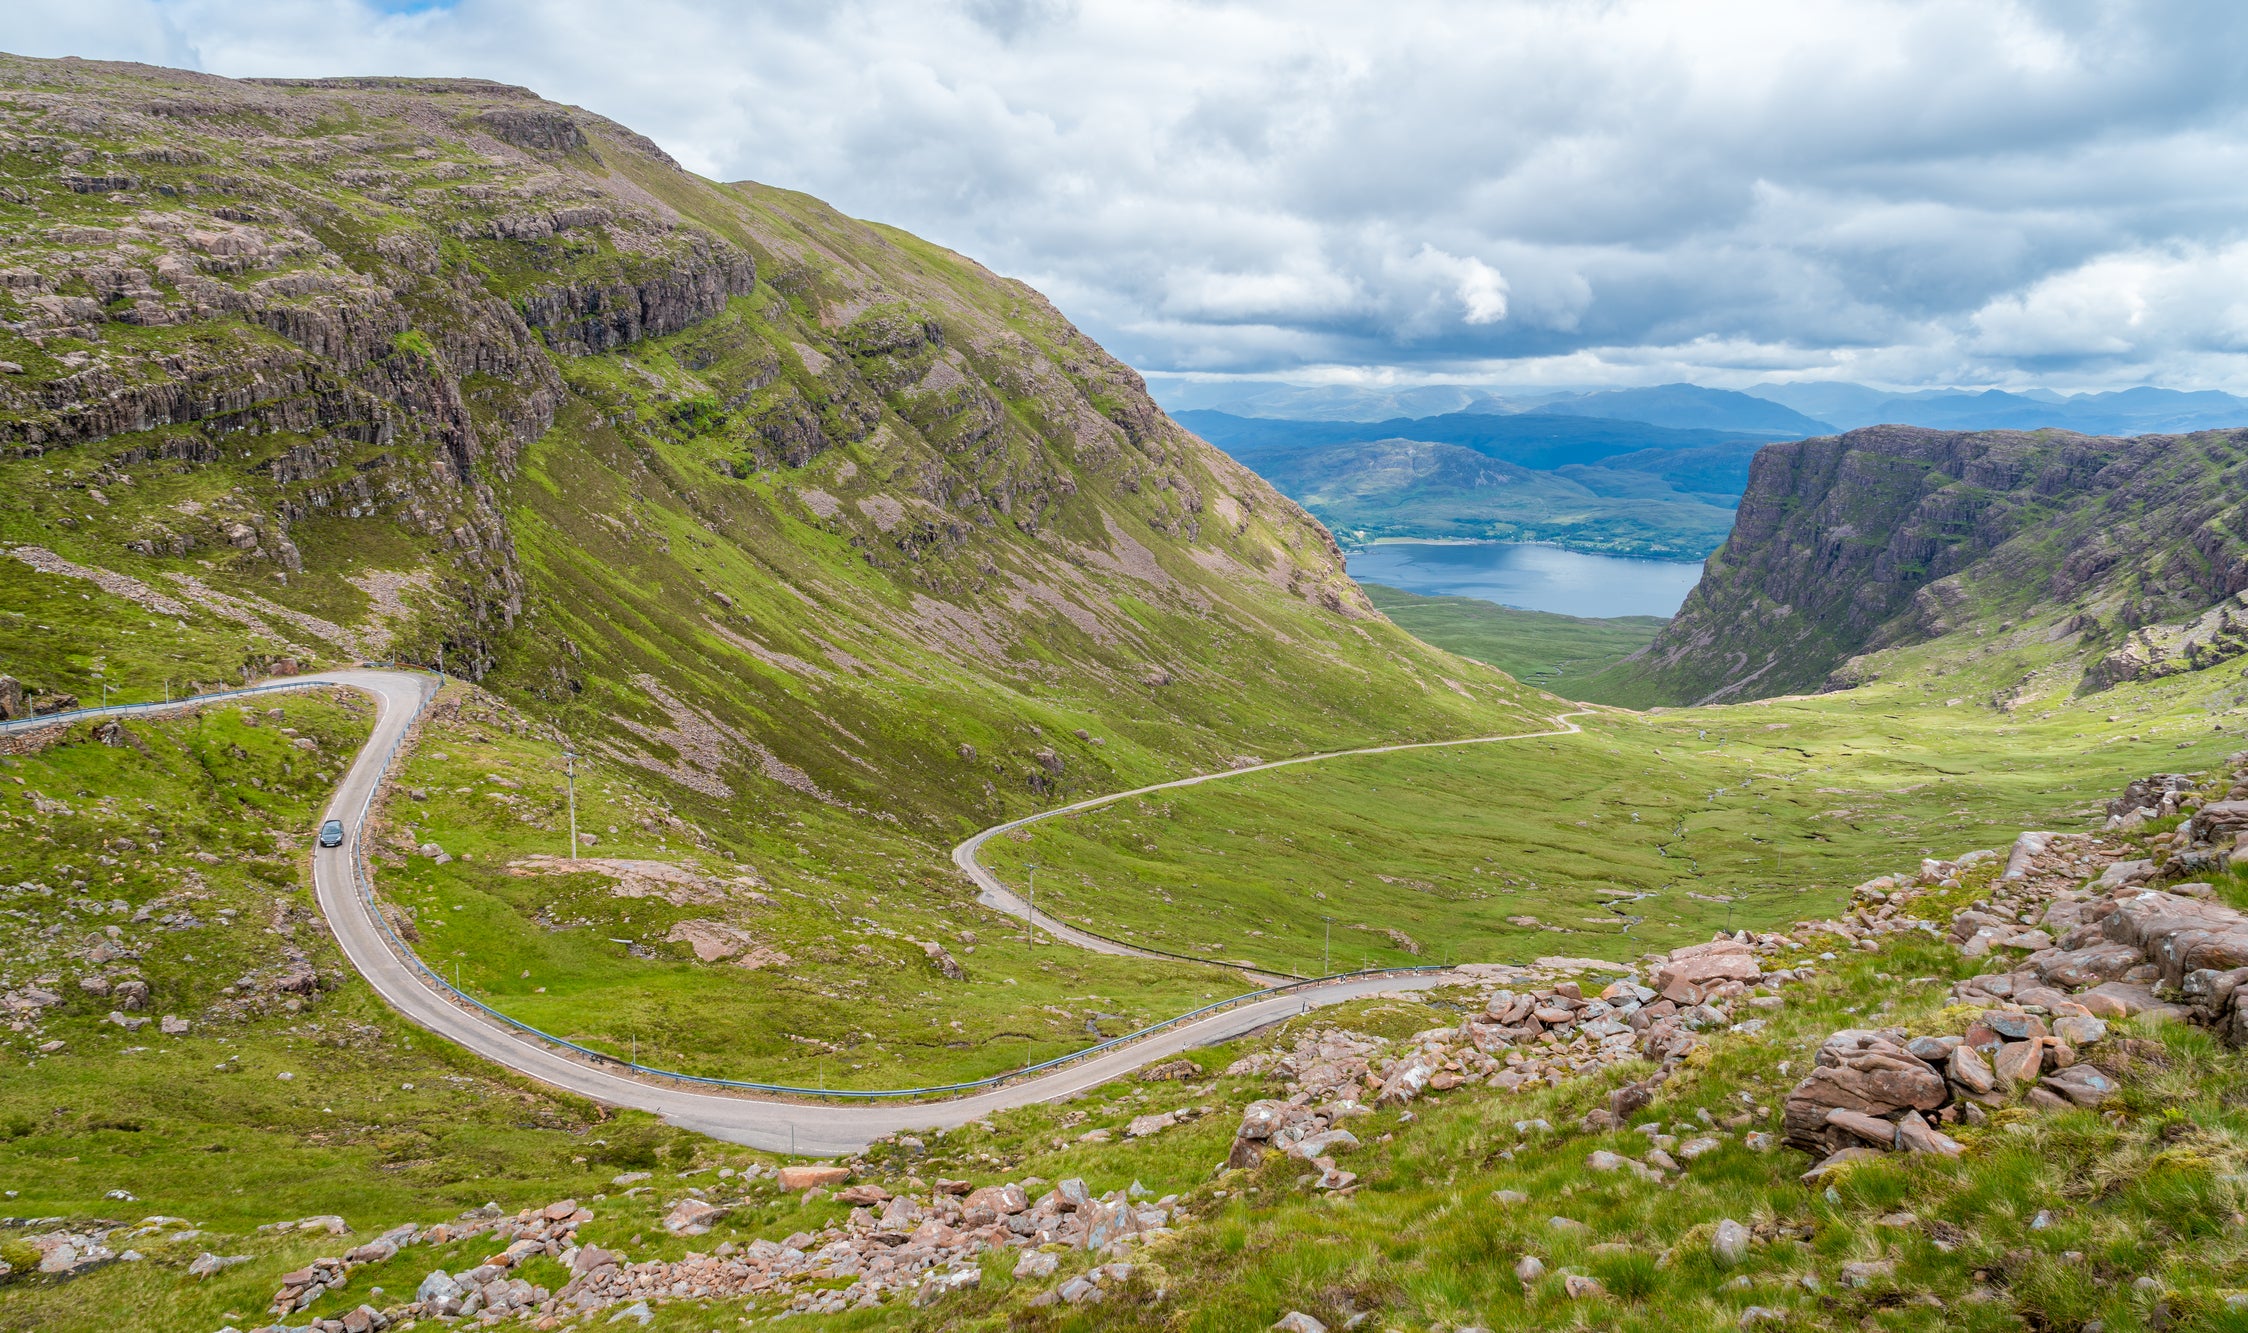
[332,680,1452,1099]
[0,677,339,734]
[21,670,1460,1103]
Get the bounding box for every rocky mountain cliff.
[0,56,1543,835]
[1586,424,2248,706]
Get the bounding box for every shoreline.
[1340,535,1712,566]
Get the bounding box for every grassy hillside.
[1361,584,1665,697]
[10,686,2248,1331]
[9,52,2248,1333]
[0,55,1554,1085]
[977,650,2244,979]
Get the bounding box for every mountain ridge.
[1180,407,1762,556]
[0,55,1545,841]
[1583,423,2248,705]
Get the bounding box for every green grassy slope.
[1361,583,1665,697]
[982,603,2248,979]
[0,56,1549,1084]
[8,53,2248,1333]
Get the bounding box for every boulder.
[1823,1108,1899,1148]
[662,1199,724,1235]
[571,1246,622,1273]
[1800,1146,1887,1181]
[1237,1100,1313,1141]
[1946,1043,1996,1096]
[1992,1040,2045,1090]
[2004,832,2056,880]
[1782,1030,1946,1153]
[2190,799,2248,843]
[1125,1111,1176,1139]
[961,1184,1028,1224]
[187,1252,249,1279]
[1712,1218,1751,1267]
[2077,981,2169,1018]
[775,1165,850,1192]
[1654,949,1760,994]
[1273,1314,1328,1333]
[1375,1058,1438,1107]
[2095,860,2155,890]
[1894,1113,1965,1156]
[1288,1129,1360,1161]
[2102,891,2248,985]
[2041,1065,2120,1107]
[1904,1035,1960,1063]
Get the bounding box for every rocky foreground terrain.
[0,746,2223,1330]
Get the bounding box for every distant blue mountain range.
[1533,384,1834,435]
[1152,376,2248,437]
[1162,380,2248,564]
[1740,382,2248,435]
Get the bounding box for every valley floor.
[2,582,2246,1330]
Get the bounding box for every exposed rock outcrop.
[1596,425,2248,705]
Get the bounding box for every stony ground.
[0,749,2231,1331]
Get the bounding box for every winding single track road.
[8,671,1591,1154]
[955,709,1594,964]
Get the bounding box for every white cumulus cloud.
[7,0,2248,388]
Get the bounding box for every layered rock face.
[0,61,769,672]
[1593,425,2248,705]
[0,55,1537,828]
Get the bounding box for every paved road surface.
[12,671,1482,1153]
[953,708,1593,965]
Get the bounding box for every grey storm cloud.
[12,0,2248,389]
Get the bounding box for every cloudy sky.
[10,0,2248,391]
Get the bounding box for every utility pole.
[563,748,579,860]
[436,643,445,682]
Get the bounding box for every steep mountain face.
[1588,425,2248,705]
[0,56,1543,836]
